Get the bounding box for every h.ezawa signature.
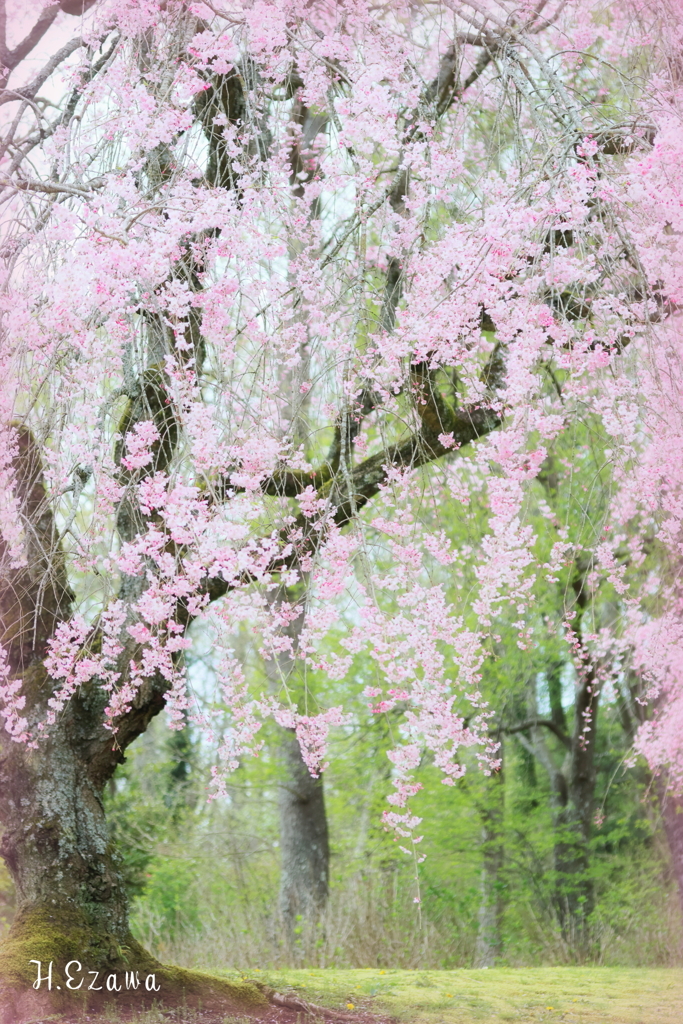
[30,960,161,993]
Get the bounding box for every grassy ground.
[215,967,683,1023]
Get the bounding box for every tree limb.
[505,718,571,750]
[204,396,502,608]
[3,6,60,74]
[0,36,84,107]
[0,1,6,67]
[0,174,105,197]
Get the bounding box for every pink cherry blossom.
[0,0,681,842]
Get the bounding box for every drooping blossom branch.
[0,0,676,837]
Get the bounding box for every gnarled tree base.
[0,905,266,1023]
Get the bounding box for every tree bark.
[614,677,683,926]
[0,431,262,1020]
[264,588,331,950]
[474,752,505,967]
[654,781,683,920]
[278,728,330,949]
[0,709,133,946]
[508,654,600,958]
[551,666,600,956]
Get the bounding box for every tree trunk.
[264,587,331,950]
[0,717,132,947]
[552,667,600,957]
[0,720,263,1021]
[0,431,263,1020]
[655,782,683,920]
[512,655,601,958]
[615,681,683,927]
[0,712,158,1020]
[474,754,505,967]
[278,728,330,953]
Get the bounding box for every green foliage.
[103,697,680,969]
[142,858,202,938]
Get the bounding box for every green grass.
[216,967,683,1023]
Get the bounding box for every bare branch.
[3,5,60,73]
[0,174,105,197]
[2,33,120,169]
[0,1,7,66]
[0,35,84,107]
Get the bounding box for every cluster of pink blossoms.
[0,0,681,839]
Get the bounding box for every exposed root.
[252,983,361,1021]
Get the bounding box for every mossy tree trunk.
[0,430,151,1011]
[0,431,262,1021]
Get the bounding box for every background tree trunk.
[611,675,683,927]
[552,667,600,955]
[474,751,505,967]
[264,587,331,950]
[654,781,683,921]
[278,728,330,952]
[509,654,600,958]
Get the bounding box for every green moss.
[0,906,265,1017]
[155,966,266,1007]
[0,905,103,987]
